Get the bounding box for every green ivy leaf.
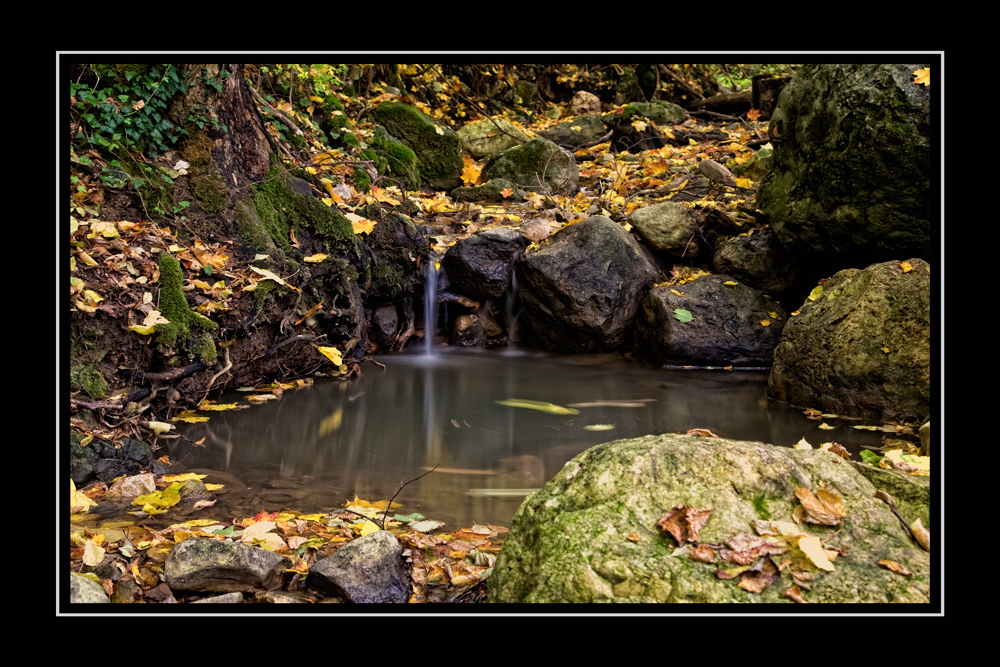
[673,308,693,323]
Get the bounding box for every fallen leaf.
[686,428,719,437]
[913,67,930,86]
[795,487,845,526]
[494,398,579,415]
[738,557,780,593]
[910,518,931,552]
[657,504,712,544]
[878,560,914,576]
[783,584,807,603]
[796,535,835,571]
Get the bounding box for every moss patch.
[154,252,218,348]
[70,363,109,399]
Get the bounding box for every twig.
[380,464,439,529]
[200,347,232,404]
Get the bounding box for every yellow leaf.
[129,309,170,335]
[345,212,376,235]
[900,260,913,273]
[172,410,210,423]
[735,177,752,189]
[358,519,381,536]
[83,539,106,567]
[71,478,97,512]
[913,67,930,86]
[317,346,343,366]
[723,281,739,286]
[794,438,813,449]
[807,285,823,301]
[797,535,835,571]
[304,253,328,263]
[197,400,241,411]
[760,319,771,326]
[461,154,481,186]
[146,421,174,434]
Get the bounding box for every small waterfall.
[423,258,439,356]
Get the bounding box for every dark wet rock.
[164,538,290,593]
[757,64,932,276]
[489,434,931,603]
[72,436,169,486]
[480,138,579,196]
[370,304,400,349]
[712,229,797,296]
[307,530,409,603]
[768,258,930,423]
[634,275,786,367]
[443,227,526,301]
[514,216,660,353]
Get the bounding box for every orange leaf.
[747,108,761,122]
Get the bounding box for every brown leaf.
[738,557,780,593]
[689,543,717,563]
[878,560,914,576]
[783,584,807,603]
[686,428,720,438]
[795,487,845,526]
[657,504,712,545]
[910,519,931,552]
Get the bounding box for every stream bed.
[165,347,889,529]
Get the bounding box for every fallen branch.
[200,347,232,404]
[381,464,440,529]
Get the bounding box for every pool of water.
[166,346,888,529]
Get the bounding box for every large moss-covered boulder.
[514,216,659,352]
[537,115,608,150]
[488,434,931,604]
[480,138,579,196]
[373,102,464,191]
[757,64,932,275]
[768,258,931,423]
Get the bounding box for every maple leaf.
[501,187,513,199]
[747,108,761,122]
[461,154,481,186]
[913,67,930,86]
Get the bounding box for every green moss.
[70,364,108,399]
[751,493,773,520]
[250,167,354,247]
[155,252,217,348]
[182,132,229,213]
[196,335,218,364]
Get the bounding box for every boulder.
[443,227,526,301]
[70,571,110,603]
[164,538,290,593]
[451,178,525,204]
[373,101,464,191]
[514,216,660,352]
[456,117,531,160]
[768,258,931,423]
[627,201,702,257]
[633,275,786,367]
[568,90,602,116]
[307,530,409,603]
[480,138,579,196]
[712,229,797,296]
[537,115,608,150]
[756,64,932,275]
[488,434,931,603]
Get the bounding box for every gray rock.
[164,538,290,593]
[757,64,932,273]
[537,115,608,150]
[769,258,931,422]
[308,530,409,603]
[70,572,110,603]
[480,138,579,196]
[514,216,660,352]
[698,159,737,187]
[919,421,930,457]
[489,434,931,603]
[627,201,701,257]
[456,118,531,160]
[634,275,786,367]
[569,90,602,116]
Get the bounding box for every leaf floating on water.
[494,398,580,415]
[584,424,616,431]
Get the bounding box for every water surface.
[168,347,886,528]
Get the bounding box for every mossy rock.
[373,102,464,191]
[480,138,579,196]
[70,363,108,399]
[154,252,218,348]
[451,178,525,203]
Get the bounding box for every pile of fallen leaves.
[655,482,930,603]
[70,478,506,603]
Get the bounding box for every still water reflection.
[168,347,884,528]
